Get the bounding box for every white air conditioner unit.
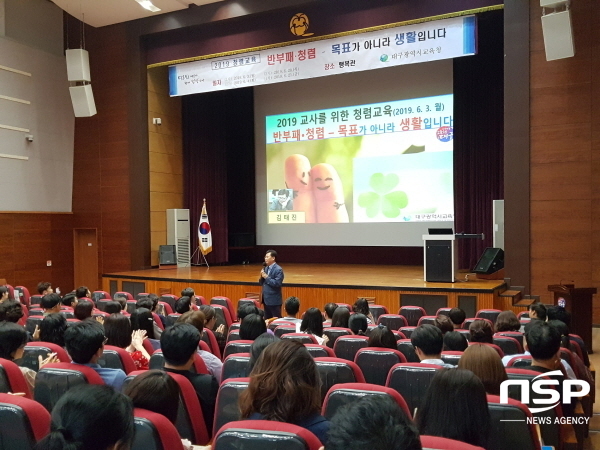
[167,209,190,268]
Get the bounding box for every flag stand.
[190,247,210,268]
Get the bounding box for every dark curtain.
[183,88,255,264]
[453,11,504,269]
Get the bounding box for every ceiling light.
[135,0,161,12]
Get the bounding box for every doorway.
[74,229,99,290]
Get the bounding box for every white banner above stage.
[168,15,477,97]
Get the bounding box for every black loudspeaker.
[472,248,504,274]
[159,245,177,265]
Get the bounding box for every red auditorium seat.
[335,303,352,312]
[492,335,523,355]
[0,393,51,450]
[213,420,322,450]
[14,286,31,307]
[280,333,319,344]
[398,306,426,326]
[221,354,251,382]
[486,395,542,450]
[211,297,236,322]
[333,335,370,361]
[436,307,452,316]
[238,298,261,310]
[396,339,420,363]
[0,358,34,399]
[115,291,134,300]
[223,340,253,359]
[212,377,249,436]
[417,315,437,326]
[168,372,210,444]
[354,347,407,386]
[314,357,365,401]
[148,351,208,374]
[100,345,137,374]
[440,351,462,366]
[399,326,416,338]
[385,363,442,415]
[201,328,222,360]
[273,325,297,338]
[475,308,502,323]
[22,342,71,371]
[303,344,335,358]
[226,329,241,342]
[322,383,412,420]
[268,320,296,331]
[368,304,389,322]
[132,408,185,450]
[377,314,408,329]
[494,331,524,347]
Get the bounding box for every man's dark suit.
[259,262,284,318]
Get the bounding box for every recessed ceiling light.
[135,0,161,12]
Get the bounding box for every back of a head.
[160,323,200,366]
[0,300,24,323]
[327,395,422,450]
[64,320,104,364]
[434,315,454,334]
[40,313,68,347]
[40,293,61,311]
[181,287,195,298]
[469,319,494,344]
[136,297,154,311]
[240,313,267,340]
[61,294,78,308]
[103,301,123,315]
[177,310,206,334]
[458,343,507,395]
[284,296,300,316]
[74,301,94,321]
[411,324,443,356]
[35,384,134,450]
[300,307,324,337]
[348,313,368,335]
[174,296,192,314]
[249,332,280,370]
[0,321,28,360]
[324,302,338,320]
[448,308,466,327]
[352,298,370,315]
[240,339,320,423]
[37,282,51,295]
[547,305,571,327]
[331,307,350,328]
[199,304,216,323]
[443,331,468,352]
[75,286,89,299]
[417,368,490,448]
[123,370,180,424]
[524,320,561,360]
[237,303,259,321]
[495,310,520,332]
[529,302,547,321]
[104,313,133,348]
[0,286,8,299]
[130,307,155,338]
[368,325,397,349]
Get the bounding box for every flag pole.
[195,198,212,268]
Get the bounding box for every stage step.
[500,289,522,303]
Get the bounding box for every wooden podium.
[548,284,597,351]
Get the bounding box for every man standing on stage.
[259,249,284,319]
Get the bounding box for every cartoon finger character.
[285,154,316,223]
[311,163,349,223]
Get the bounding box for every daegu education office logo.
[499,371,590,423]
[290,13,314,37]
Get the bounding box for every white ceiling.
[51,0,225,28]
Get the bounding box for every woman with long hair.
[130,308,160,351]
[123,370,180,424]
[495,310,521,332]
[300,307,328,345]
[352,299,374,324]
[331,307,350,328]
[104,313,151,370]
[367,324,396,349]
[458,343,507,395]
[239,313,267,341]
[199,305,226,354]
[348,313,368,336]
[239,339,330,445]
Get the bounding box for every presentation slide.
[265,95,453,225]
[255,60,454,247]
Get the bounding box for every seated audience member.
[131,307,160,351]
[240,313,267,341]
[240,339,330,445]
[524,320,574,417]
[181,287,196,299]
[75,286,91,300]
[300,308,328,345]
[161,323,218,433]
[417,369,490,448]
[327,395,422,450]
[434,315,454,334]
[0,286,9,303]
[249,333,279,371]
[549,319,593,386]
[0,322,57,391]
[0,299,24,323]
[35,384,134,450]
[495,310,521,332]
[442,331,468,352]
[64,320,127,391]
[237,303,260,321]
[458,343,507,395]
[175,296,194,314]
[368,324,397,349]
[39,313,68,347]
[448,307,466,329]
[410,324,453,368]
[113,294,127,312]
[177,310,223,382]
[37,281,53,296]
[547,305,571,327]
[348,313,368,336]
[271,296,302,328]
[74,300,94,321]
[352,298,375,324]
[324,302,338,325]
[124,370,179,424]
[104,313,150,370]
[137,297,164,337]
[104,301,123,315]
[40,293,62,316]
[199,305,226,353]
[529,302,547,321]
[469,319,494,344]
[331,307,350,329]
[61,292,78,308]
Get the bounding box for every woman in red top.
[104,313,150,370]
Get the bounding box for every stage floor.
[104,264,505,293]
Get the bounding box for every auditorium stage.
[102,264,519,317]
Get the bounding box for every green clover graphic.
[358,173,408,218]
